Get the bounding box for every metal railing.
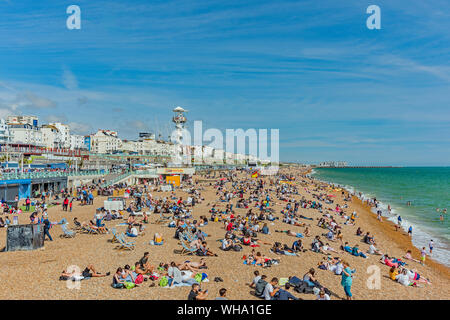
[0,170,107,181]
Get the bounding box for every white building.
[41,125,62,149]
[8,123,43,146]
[7,115,38,127]
[49,122,71,149]
[120,140,140,153]
[90,129,121,154]
[0,119,11,144]
[70,134,85,150]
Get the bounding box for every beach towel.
[279,278,289,286]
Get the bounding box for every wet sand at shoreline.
[0,167,448,300]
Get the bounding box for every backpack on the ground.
[255,279,268,297]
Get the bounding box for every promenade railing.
[0,170,107,181]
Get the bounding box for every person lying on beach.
[401,267,432,284]
[255,252,272,265]
[351,245,367,258]
[395,269,419,287]
[80,265,110,278]
[178,259,207,273]
[320,243,338,254]
[60,268,84,281]
[341,242,352,253]
[60,265,109,281]
[275,229,304,238]
[403,250,420,263]
[381,254,406,267]
[271,242,297,256]
[318,257,331,270]
[246,251,279,267]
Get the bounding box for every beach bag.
[124,282,135,289]
[194,273,203,283]
[159,276,168,287]
[135,274,144,284]
[288,276,302,286]
[233,244,242,252]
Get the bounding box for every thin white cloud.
[68,122,92,135]
[62,68,78,90]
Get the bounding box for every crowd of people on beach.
[5,165,439,300]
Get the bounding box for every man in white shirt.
[316,288,331,300]
[130,226,138,237]
[263,278,279,300]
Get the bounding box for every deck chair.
[110,228,119,243]
[60,224,76,238]
[115,233,136,250]
[179,239,198,255]
[81,225,99,235]
[154,212,172,225]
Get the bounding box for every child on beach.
[420,247,427,265]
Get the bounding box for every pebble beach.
[0,167,448,300]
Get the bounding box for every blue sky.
[0,0,449,165]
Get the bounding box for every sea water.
[311,167,450,267]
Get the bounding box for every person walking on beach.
[428,240,434,254]
[397,215,402,226]
[341,261,355,300]
[377,210,382,221]
[407,226,412,237]
[43,215,53,241]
